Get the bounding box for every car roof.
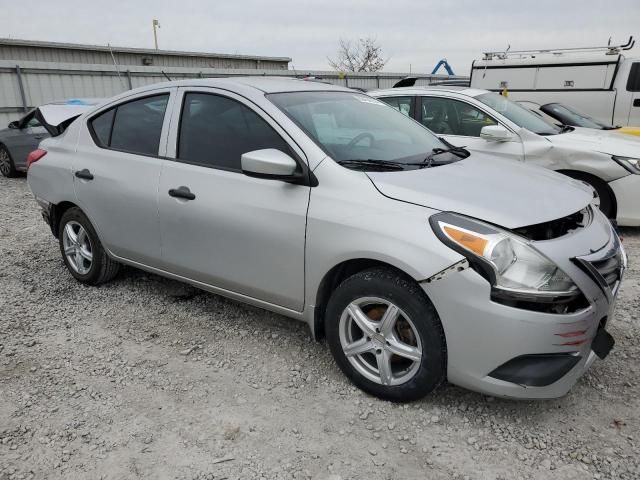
[130,76,354,95]
[371,86,489,98]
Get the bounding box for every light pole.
[152,19,160,50]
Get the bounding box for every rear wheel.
[325,268,447,402]
[0,145,17,178]
[58,207,120,285]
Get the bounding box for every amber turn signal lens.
[443,226,488,256]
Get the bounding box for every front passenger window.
[379,96,413,117]
[420,97,497,137]
[177,93,291,171]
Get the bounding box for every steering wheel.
[346,132,375,150]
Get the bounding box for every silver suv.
[27,78,625,401]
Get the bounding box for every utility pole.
[152,19,160,50]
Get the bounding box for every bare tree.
[328,37,387,73]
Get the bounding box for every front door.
[158,89,309,311]
[416,96,525,161]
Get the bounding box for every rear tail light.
[26,149,47,169]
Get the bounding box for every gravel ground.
[1,174,639,480]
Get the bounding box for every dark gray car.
[0,110,49,177]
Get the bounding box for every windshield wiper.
[559,125,575,133]
[336,159,407,171]
[418,146,469,168]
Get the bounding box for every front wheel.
[58,207,120,285]
[325,268,447,402]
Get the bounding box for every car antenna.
[161,70,172,81]
[108,43,126,90]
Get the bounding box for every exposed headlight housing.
[430,212,581,304]
[612,155,640,174]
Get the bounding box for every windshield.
[476,92,561,135]
[268,91,451,167]
[541,103,616,130]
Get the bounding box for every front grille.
[574,241,625,298]
[590,251,623,292]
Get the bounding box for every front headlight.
[612,155,640,174]
[430,212,579,296]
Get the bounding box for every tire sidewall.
[325,269,446,402]
[0,145,17,178]
[58,208,106,285]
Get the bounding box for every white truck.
[469,37,640,127]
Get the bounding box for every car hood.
[367,155,593,229]
[548,127,640,158]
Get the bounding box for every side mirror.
[480,125,515,142]
[241,149,298,181]
[8,121,19,129]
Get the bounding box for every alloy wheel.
[0,149,11,176]
[62,221,93,275]
[338,296,423,386]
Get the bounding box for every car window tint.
[421,97,496,136]
[109,94,169,155]
[177,93,290,171]
[379,96,413,117]
[90,108,115,146]
[627,62,640,92]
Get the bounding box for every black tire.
[58,207,120,285]
[325,267,447,402]
[564,171,615,220]
[0,144,18,178]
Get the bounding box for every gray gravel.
[1,175,639,480]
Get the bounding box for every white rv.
[470,37,640,127]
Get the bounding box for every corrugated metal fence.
[0,60,468,125]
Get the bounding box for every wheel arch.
[312,258,424,340]
[556,169,617,219]
[50,201,80,238]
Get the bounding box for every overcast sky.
[1,0,638,74]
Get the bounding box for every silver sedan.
[27,78,624,401]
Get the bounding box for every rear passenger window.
[177,93,290,171]
[89,94,169,156]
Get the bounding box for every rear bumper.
[422,212,624,399]
[609,174,640,226]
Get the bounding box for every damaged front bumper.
[422,212,625,399]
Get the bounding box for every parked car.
[371,86,640,226]
[517,101,640,137]
[0,109,48,177]
[469,37,639,127]
[28,78,625,401]
[0,99,101,177]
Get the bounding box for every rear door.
[73,89,175,265]
[158,87,310,311]
[416,95,525,160]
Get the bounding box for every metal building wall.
[0,41,290,70]
[0,60,468,125]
